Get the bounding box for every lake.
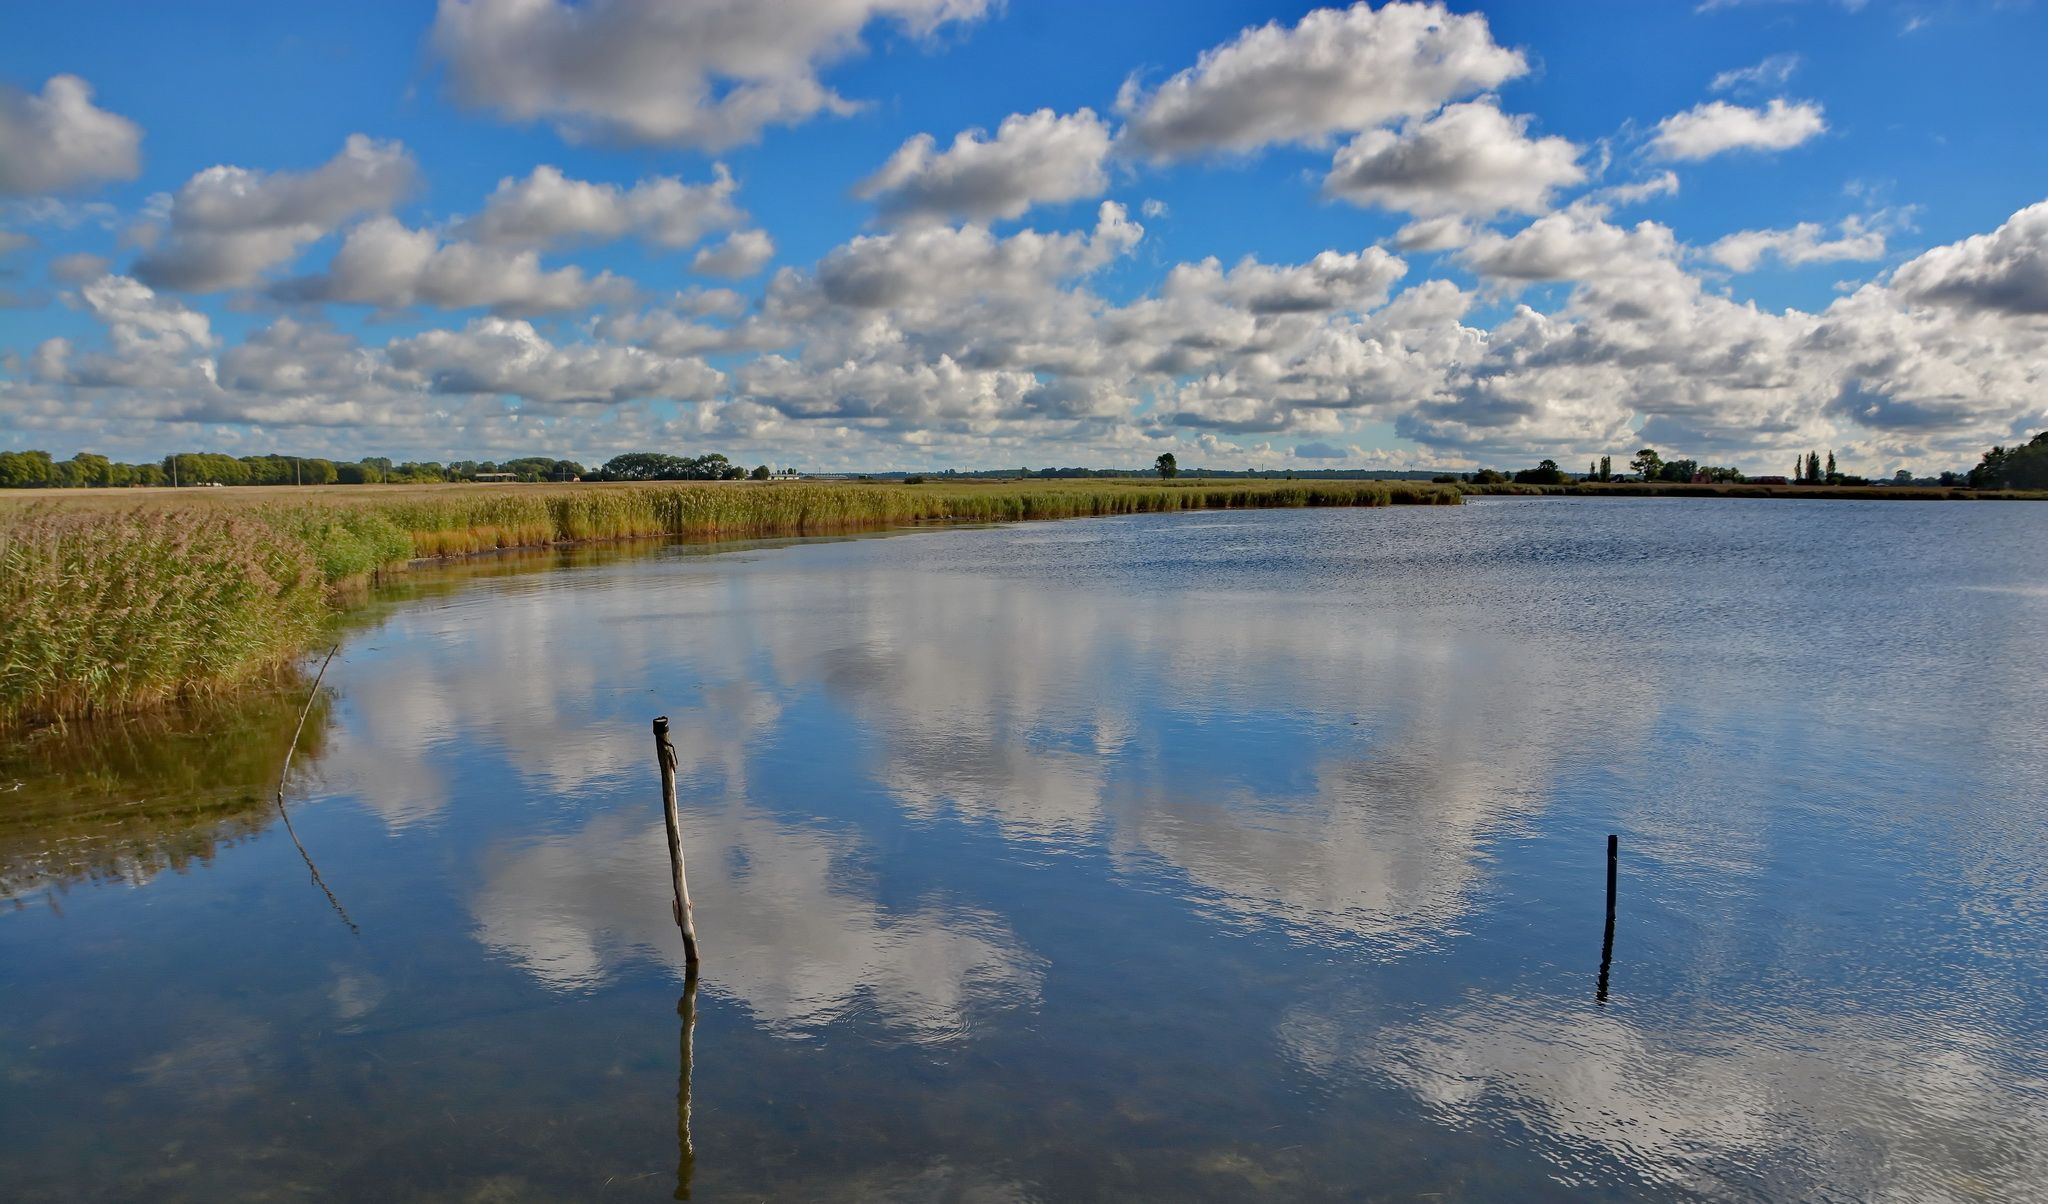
[3,497,2045,1202]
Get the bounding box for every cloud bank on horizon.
[2,0,2045,475]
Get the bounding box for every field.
[0,478,1457,725]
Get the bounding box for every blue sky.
[3,0,2045,473]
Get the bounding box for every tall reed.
[2,479,1458,723]
[1,507,327,724]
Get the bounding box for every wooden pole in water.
[654,716,701,967]
[1596,833,1618,1003]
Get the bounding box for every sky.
[2,0,2045,475]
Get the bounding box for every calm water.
[4,498,2046,1202]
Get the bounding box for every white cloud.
[1709,52,1801,94]
[1324,100,1584,217]
[691,228,776,278]
[1649,98,1826,161]
[133,134,416,292]
[458,164,744,248]
[274,216,634,315]
[429,0,994,149]
[804,200,1142,316]
[1393,215,1474,251]
[1890,199,2048,316]
[386,316,724,405]
[1460,209,1679,281]
[1709,215,1888,272]
[32,275,214,390]
[857,108,1112,225]
[1116,1,1526,159]
[1594,171,1681,207]
[0,75,141,196]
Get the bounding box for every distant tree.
[0,449,56,487]
[1630,448,1663,481]
[600,452,683,481]
[1826,451,1838,483]
[751,464,771,480]
[1968,430,2048,489]
[1155,453,1178,479]
[1894,469,1913,485]
[1468,468,1510,484]
[1599,454,1612,481]
[1513,458,1570,485]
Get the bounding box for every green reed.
[0,479,1457,723]
[1,507,328,724]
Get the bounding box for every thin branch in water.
[275,645,358,935]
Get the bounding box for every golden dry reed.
[0,479,1457,724]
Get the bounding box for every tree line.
[0,450,781,488]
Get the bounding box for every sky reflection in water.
[3,499,2046,1201]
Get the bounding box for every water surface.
[3,499,2045,1201]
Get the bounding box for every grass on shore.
[0,478,1455,725]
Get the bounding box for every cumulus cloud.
[691,228,776,278]
[133,134,416,292]
[1324,100,1584,217]
[1890,199,2048,316]
[31,275,214,390]
[1649,97,1826,161]
[457,163,744,248]
[806,201,1142,315]
[857,108,1112,225]
[1460,208,1679,281]
[1116,1,1526,159]
[273,216,634,314]
[386,316,724,405]
[217,317,404,399]
[429,0,994,148]
[1709,215,1888,272]
[0,75,142,196]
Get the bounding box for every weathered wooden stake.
[654,716,701,966]
[1596,833,1617,1003]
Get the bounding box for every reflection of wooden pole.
[1596,834,1617,1003]
[654,716,701,966]
[675,965,699,1201]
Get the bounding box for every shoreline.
[1,479,1456,727]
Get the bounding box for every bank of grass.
[0,478,1456,724]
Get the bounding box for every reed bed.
[1,507,327,724]
[1,479,1457,724]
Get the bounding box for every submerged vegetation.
[0,478,1456,725]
